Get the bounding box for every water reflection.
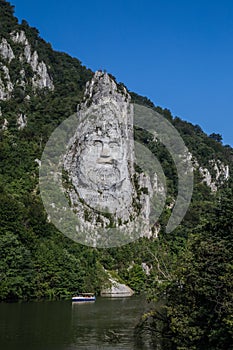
[0,297,152,350]
[0,301,72,350]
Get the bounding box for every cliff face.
[64,72,135,217]
[0,30,54,102]
[63,71,154,245]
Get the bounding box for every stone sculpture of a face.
[78,119,126,191]
[63,71,136,222]
[64,97,134,216]
[42,72,156,247]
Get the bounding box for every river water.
[0,296,153,350]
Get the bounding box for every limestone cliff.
[63,71,153,243]
[101,273,134,297]
[0,30,54,102]
[192,156,230,192]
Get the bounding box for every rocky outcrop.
[141,262,152,276]
[0,107,8,130]
[16,68,26,88]
[101,275,134,297]
[0,63,13,100]
[0,31,54,101]
[11,30,54,91]
[63,71,154,244]
[2,119,8,130]
[32,59,54,90]
[1,118,8,131]
[194,157,230,192]
[0,38,15,62]
[210,159,230,181]
[11,30,28,45]
[34,158,42,167]
[17,113,27,130]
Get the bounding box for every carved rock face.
[78,113,127,190]
[40,72,167,246]
[64,72,135,220]
[76,115,132,214]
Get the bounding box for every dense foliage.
[142,184,233,350]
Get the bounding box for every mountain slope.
[0,0,232,302]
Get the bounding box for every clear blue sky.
[10,0,233,146]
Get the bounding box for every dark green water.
[0,296,152,350]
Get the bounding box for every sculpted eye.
[109,142,119,148]
[93,140,102,147]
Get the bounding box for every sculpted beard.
[76,124,127,191]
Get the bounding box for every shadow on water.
[0,296,158,350]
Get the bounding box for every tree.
[209,133,223,143]
[161,186,233,350]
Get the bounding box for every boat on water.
[72,293,96,302]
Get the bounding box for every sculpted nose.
[100,143,110,158]
[97,143,113,164]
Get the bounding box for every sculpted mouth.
[97,158,114,165]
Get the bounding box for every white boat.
[72,293,96,302]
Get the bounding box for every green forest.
[0,1,232,349]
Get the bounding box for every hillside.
[0,0,232,325]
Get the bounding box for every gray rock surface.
[65,72,135,217]
[0,63,13,100]
[32,60,54,90]
[1,118,8,131]
[101,275,134,297]
[141,262,152,275]
[194,157,230,192]
[0,31,54,101]
[0,38,15,62]
[63,71,153,242]
[17,113,27,130]
[11,30,28,45]
[11,30,54,91]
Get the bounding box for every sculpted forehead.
[78,100,126,134]
[78,119,123,143]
